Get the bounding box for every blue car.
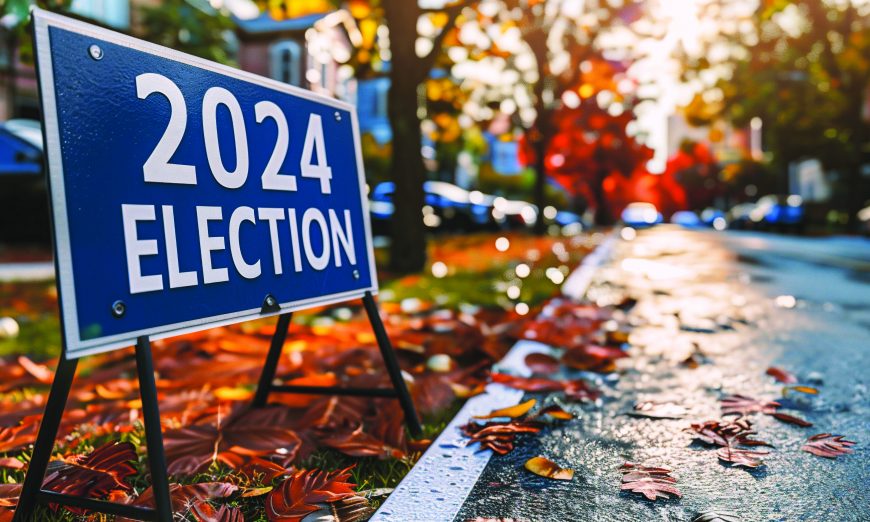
[369,181,495,235]
[621,202,663,228]
[750,195,805,232]
[0,119,50,244]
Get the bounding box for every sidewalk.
[378,227,870,521]
[0,262,54,282]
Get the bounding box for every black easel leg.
[135,336,172,522]
[253,313,293,408]
[362,292,422,437]
[13,357,78,522]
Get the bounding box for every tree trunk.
[383,1,427,273]
[532,130,547,234]
[591,168,614,226]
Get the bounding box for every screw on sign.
[14,9,420,522]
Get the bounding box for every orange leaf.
[540,405,573,420]
[524,456,574,480]
[474,399,536,419]
[785,386,818,395]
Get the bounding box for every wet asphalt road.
[455,228,870,522]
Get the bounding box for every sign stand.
[18,10,424,520]
[14,292,421,521]
[253,291,423,437]
[14,337,173,522]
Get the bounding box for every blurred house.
[0,0,149,121]
[231,5,392,144]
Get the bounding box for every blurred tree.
[139,0,235,65]
[664,139,718,211]
[438,0,646,228]
[535,99,653,224]
[684,0,870,229]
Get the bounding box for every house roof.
[232,12,328,35]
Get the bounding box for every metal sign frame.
[15,9,420,522]
[33,8,379,359]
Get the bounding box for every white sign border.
[32,8,379,359]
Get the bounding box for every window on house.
[70,0,130,29]
[270,40,302,87]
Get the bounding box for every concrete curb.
[371,231,619,521]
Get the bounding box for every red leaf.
[619,463,682,501]
[720,394,780,416]
[119,482,239,522]
[770,412,812,427]
[801,433,856,459]
[319,425,405,459]
[716,447,768,468]
[766,367,798,384]
[164,406,301,476]
[42,441,137,511]
[265,467,357,522]
[190,501,244,522]
[490,373,599,402]
[524,353,560,374]
[490,373,564,392]
[686,418,772,450]
[0,458,23,470]
[460,420,544,455]
[0,417,40,454]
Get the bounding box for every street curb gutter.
[371,230,620,522]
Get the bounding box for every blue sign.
[33,10,377,358]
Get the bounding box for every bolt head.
[265,296,276,306]
[111,300,126,318]
[352,269,360,280]
[334,111,342,121]
[88,44,103,61]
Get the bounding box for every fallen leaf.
[539,405,573,420]
[163,406,302,476]
[319,425,405,460]
[770,412,812,427]
[766,366,797,384]
[629,401,687,419]
[0,458,23,470]
[784,386,818,395]
[265,467,357,521]
[42,441,137,511]
[801,433,855,459]
[716,446,767,468]
[524,456,574,480]
[190,501,244,522]
[524,353,560,374]
[619,462,681,501]
[17,356,53,383]
[118,482,239,522]
[474,399,537,420]
[720,394,780,416]
[460,420,544,455]
[691,510,741,522]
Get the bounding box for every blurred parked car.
[369,181,496,234]
[670,210,702,228]
[0,119,50,244]
[700,208,728,230]
[621,202,663,228]
[727,202,757,230]
[858,204,870,236]
[749,195,805,232]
